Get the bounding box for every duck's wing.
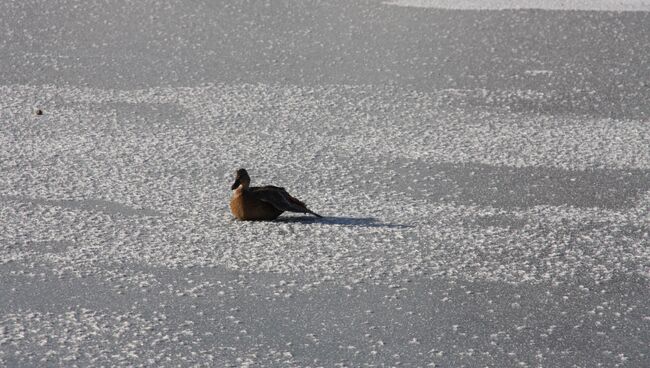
[249,186,322,217]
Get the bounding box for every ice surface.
[1,0,649,367]
[2,82,648,367]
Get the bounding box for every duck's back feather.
[248,186,321,217]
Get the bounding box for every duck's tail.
[286,194,323,218]
[307,209,323,218]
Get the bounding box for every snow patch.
[384,0,650,11]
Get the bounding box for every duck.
[230,168,323,221]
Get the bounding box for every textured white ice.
[384,0,650,11]
[1,83,648,286]
[2,82,649,366]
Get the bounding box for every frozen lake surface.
[1,0,649,367]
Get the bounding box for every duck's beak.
[231,178,241,190]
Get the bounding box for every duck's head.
[231,168,251,190]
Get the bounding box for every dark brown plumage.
[230,168,322,221]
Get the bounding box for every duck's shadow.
[275,216,413,229]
